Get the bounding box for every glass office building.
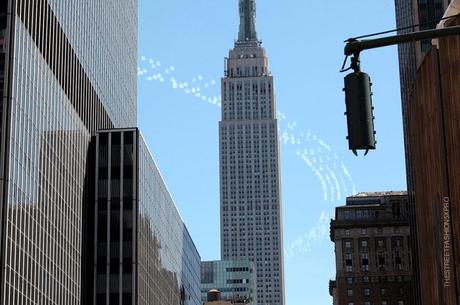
[201,260,257,304]
[395,0,449,106]
[0,1,137,304]
[92,129,201,305]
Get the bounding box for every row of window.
[344,252,407,272]
[227,279,250,284]
[226,267,250,272]
[222,204,279,211]
[345,275,412,284]
[340,205,407,222]
[226,64,268,78]
[347,287,405,297]
[343,238,405,249]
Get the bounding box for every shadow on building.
[403,13,460,305]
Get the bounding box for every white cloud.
[284,211,330,258]
[341,161,356,194]
[327,165,341,201]
[137,55,357,202]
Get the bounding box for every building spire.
[238,0,258,42]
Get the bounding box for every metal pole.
[345,25,460,55]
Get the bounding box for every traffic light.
[344,71,376,156]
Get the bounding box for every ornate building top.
[237,0,260,46]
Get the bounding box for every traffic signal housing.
[344,71,376,156]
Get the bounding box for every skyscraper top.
[238,0,259,44]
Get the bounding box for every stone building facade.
[330,192,414,305]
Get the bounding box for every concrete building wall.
[394,2,450,303]
[406,14,460,304]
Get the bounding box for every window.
[122,293,132,305]
[345,253,353,272]
[378,240,385,247]
[363,210,370,219]
[378,252,386,267]
[345,229,351,236]
[361,253,369,271]
[398,301,404,305]
[347,289,353,296]
[361,240,368,248]
[382,302,388,305]
[345,241,352,248]
[364,288,370,296]
[395,251,403,270]
[346,277,353,284]
[381,288,387,295]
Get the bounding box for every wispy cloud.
[277,111,356,202]
[137,56,356,203]
[138,57,221,107]
[284,211,330,258]
[138,56,357,256]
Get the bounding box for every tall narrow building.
[219,1,285,304]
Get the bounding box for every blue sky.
[137,1,406,304]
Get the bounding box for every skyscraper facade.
[219,1,285,304]
[0,1,137,304]
[90,129,201,305]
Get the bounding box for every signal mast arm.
[344,25,460,56]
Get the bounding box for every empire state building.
[219,1,285,304]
